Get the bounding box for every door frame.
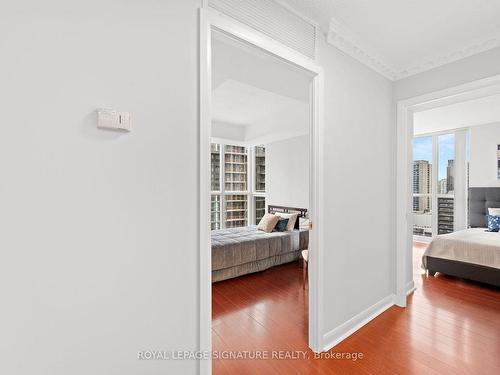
[395,73,500,307]
[199,7,324,375]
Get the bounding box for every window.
[255,196,265,224]
[210,144,265,229]
[225,194,247,228]
[211,143,221,191]
[255,146,265,192]
[413,132,460,238]
[413,136,432,237]
[211,195,221,230]
[437,134,455,234]
[224,145,247,192]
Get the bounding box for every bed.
[212,205,309,282]
[422,187,500,287]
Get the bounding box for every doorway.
[199,8,324,374]
[395,74,500,306]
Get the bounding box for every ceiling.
[211,30,311,144]
[281,0,500,80]
[414,93,500,135]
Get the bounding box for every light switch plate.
[97,109,131,132]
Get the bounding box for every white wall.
[394,46,500,101]
[0,1,200,374]
[470,122,500,187]
[0,1,397,372]
[394,46,500,289]
[266,135,309,210]
[316,36,394,342]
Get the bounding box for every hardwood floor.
[212,244,500,374]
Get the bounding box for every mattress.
[211,225,309,282]
[422,228,500,270]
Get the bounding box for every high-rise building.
[413,160,431,212]
[446,159,454,193]
[438,178,447,194]
[438,197,454,234]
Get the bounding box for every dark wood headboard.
[268,205,308,230]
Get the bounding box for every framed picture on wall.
[498,145,500,179]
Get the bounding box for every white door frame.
[395,73,500,307]
[199,7,325,375]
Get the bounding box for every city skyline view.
[413,134,455,181]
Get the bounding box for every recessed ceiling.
[211,30,311,144]
[281,0,500,80]
[414,93,500,135]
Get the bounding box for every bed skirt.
[212,250,301,283]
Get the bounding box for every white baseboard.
[406,280,416,295]
[322,294,395,352]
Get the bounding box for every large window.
[413,132,458,238]
[437,134,455,234]
[225,194,248,228]
[255,146,265,192]
[255,196,265,224]
[211,143,221,230]
[224,145,247,192]
[211,195,221,230]
[413,136,433,237]
[211,143,220,191]
[210,143,266,229]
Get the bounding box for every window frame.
[210,143,266,229]
[412,129,467,240]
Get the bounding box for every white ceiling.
[281,0,500,80]
[414,93,500,135]
[211,30,311,144]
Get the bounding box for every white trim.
[322,295,395,351]
[431,135,438,236]
[199,8,325,374]
[454,130,468,232]
[327,18,397,81]
[199,9,212,375]
[326,15,500,81]
[395,73,500,309]
[406,280,416,296]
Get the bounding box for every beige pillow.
[488,208,500,216]
[275,212,299,231]
[257,213,280,233]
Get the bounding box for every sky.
[413,134,455,179]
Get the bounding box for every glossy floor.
[212,244,500,374]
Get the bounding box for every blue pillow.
[487,215,500,232]
[274,218,289,232]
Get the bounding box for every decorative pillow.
[274,212,299,231]
[274,218,289,232]
[488,208,500,216]
[257,213,279,233]
[299,217,310,230]
[486,215,500,232]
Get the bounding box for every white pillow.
[257,213,279,233]
[274,212,299,231]
[488,208,500,216]
[299,217,310,230]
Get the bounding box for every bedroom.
[209,30,313,369]
[411,93,500,286]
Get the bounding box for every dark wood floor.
[212,244,500,374]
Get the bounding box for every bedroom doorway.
[199,8,324,375]
[396,74,500,306]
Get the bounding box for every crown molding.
[394,35,500,80]
[327,17,500,81]
[326,18,398,80]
